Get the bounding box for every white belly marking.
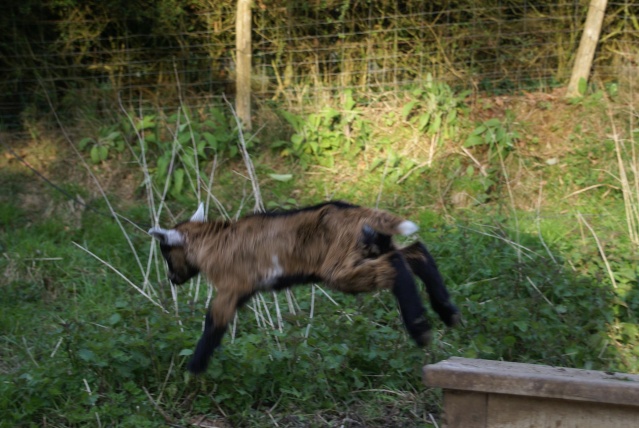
[259,254,283,289]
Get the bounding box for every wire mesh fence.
[0,0,637,127]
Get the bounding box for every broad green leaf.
[98,146,109,161]
[484,118,502,128]
[178,131,191,145]
[428,114,442,134]
[78,137,93,150]
[105,131,120,142]
[513,321,529,332]
[402,100,418,119]
[197,141,206,156]
[156,155,170,178]
[78,349,95,362]
[417,112,431,132]
[202,132,218,150]
[464,134,485,147]
[90,146,100,163]
[108,313,121,325]
[172,168,184,196]
[322,107,340,120]
[343,89,356,111]
[471,125,487,135]
[136,115,156,131]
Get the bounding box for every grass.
[1,83,638,426]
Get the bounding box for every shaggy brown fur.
[149,201,459,374]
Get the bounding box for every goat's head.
[148,204,205,285]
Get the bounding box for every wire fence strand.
[0,1,637,126]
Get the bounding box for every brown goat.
[149,201,459,374]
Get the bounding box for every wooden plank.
[443,391,487,428]
[487,394,639,428]
[423,357,639,407]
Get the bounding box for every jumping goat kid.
[149,201,459,374]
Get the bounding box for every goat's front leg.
[401,242,459,327]
[188,289,242,374]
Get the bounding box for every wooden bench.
[423,357,639,428]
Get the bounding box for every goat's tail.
[364,209,419,237]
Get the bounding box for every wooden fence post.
[566,0,608,97]
[236,0,252,130]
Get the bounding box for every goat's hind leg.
[388,252,433,346]
[401,242,460,327]
[326,253,432,346]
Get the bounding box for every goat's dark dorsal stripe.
[255,201,359,218]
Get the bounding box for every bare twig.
[22,336,39,367]
[428,413,440,428]
[223,95,264,213]
[72,242,168,311]
[143,386,174,424]
[526,276,555,308]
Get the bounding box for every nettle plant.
[134,107,242,199]
[80,106,247,199]
[464,110,520,157]
[78,125,126,164]
[276,90,371,168]
[401,75,470,141]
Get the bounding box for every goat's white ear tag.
[148,227,185,246]
[190,203,206,222]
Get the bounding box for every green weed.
[276,90,371,168]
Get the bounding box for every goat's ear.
[190,203,206,222]
[148,227,185,246]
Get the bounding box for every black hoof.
[410,317,432,347]
[187,355,209,374]
[414,329,433,347]
[441,303,461,327]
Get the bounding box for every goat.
[149,201,459,374]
